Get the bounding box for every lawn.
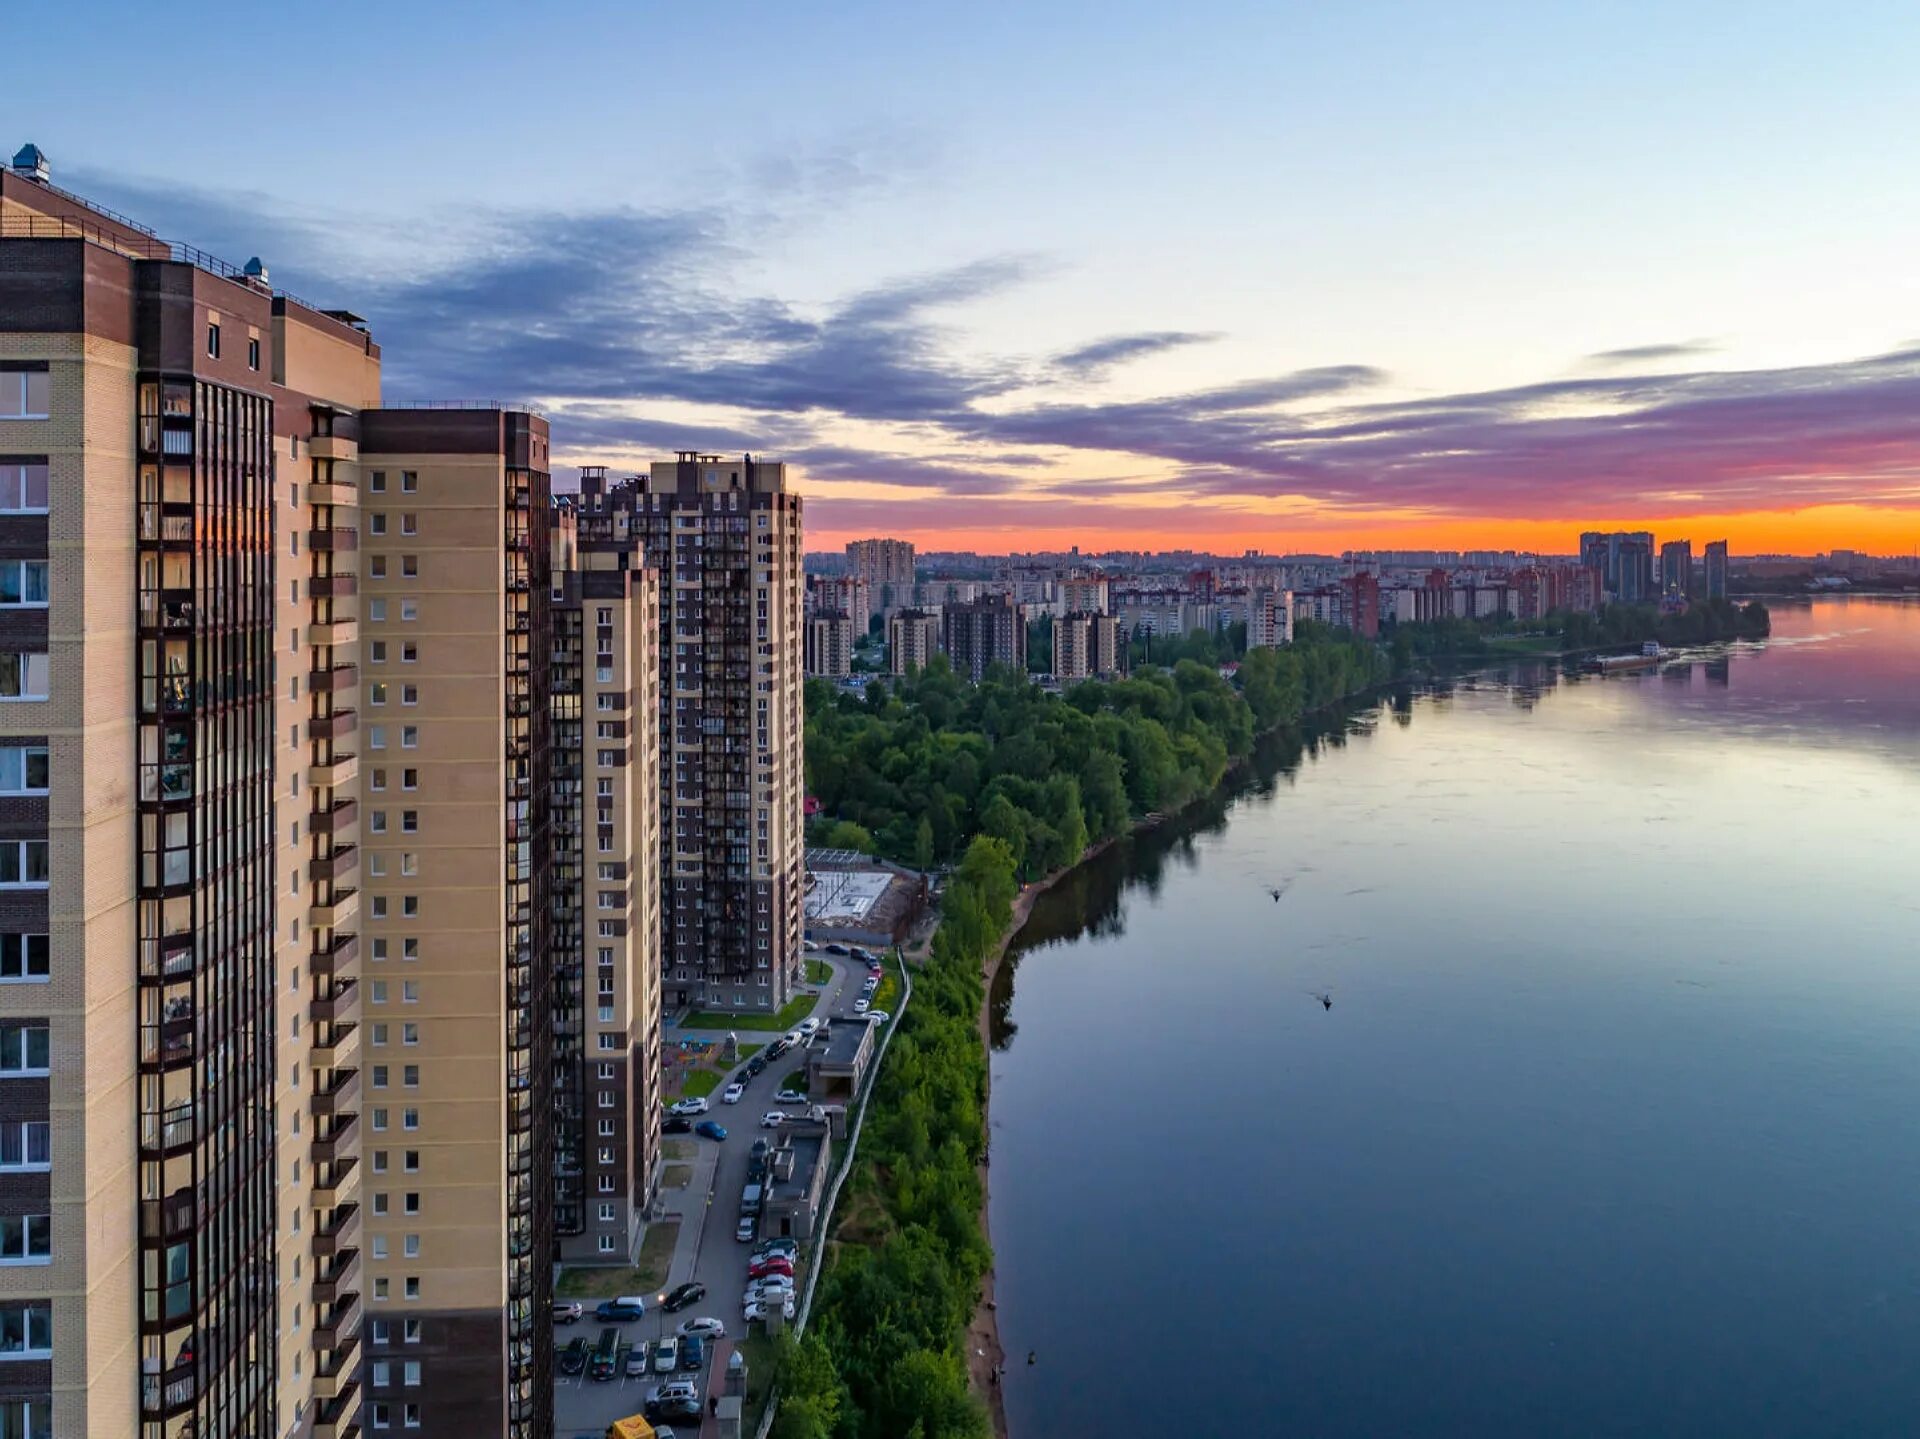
[778,1070,809,1097]
[681,991,816,1033]
[554,1220,679,1298]
[660,1163,693,1190]
[869,959,902,1014]
[805,959,833,985]
[737,1042,765,1062]
[660,1138,694,1162]
[680,1068,723,1100]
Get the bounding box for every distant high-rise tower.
[942,595,1026,681]
[845,537,914,619]
[1660,539,1693,596]
[1704,540,1730,600]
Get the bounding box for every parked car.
[669,1096,709,1116]
[744,1055,767,1077]
[765,1039,790,1061]
[677,1316,726,1340]
[552,1300,584,1324]
[753,1238,798,1261]
[744,1296,797,1324]
[721,1082,746,1105]
[652,1337,679,1374]
[802,939,820,952]
[864,1010,890,1025]
[774,1087,808,1105]
[853,998,870,1014]
[645,1380,702,1423]
[760,1111,786,1129]
[798,1017,822,1036]
[679,1334,706,1370]
[662,1115,692,1134]
[695,1120,728,1141]
[861,975,879,991]
[662,1282,706,1313]
[824,943,849,956]
[749,1256,794,1280]
[559,1336,588,1375]
[735,1213,757,1243]
[596,1297,645,1322]
[625,1346,651,1378]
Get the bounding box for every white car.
[802,940,820,953]
[863,1010,890,1025]
[759,1111,786,1129]
[652,1337,679,1374]
[783,1030,804,1048]
[798,1017,822,1036]
[678,1316,726,1339]
[744,1297,797,1324]
[668,1097,709,1117]
[742,1278,795,1306]
[853,998,869,1014]
[774,1088,807,1105]
[721,1082,746,1105]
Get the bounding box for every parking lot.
[553,950,880,1438]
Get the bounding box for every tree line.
[1385,597,1772,668]
[805,622,1390,882]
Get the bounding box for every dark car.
[558,1337,588,1375]
[662,1115,693,1134]
[695,1120,728,1141]
[679,1334,706,1371]
[662,1281,706,1314]
[824,943,849,956]
[744,1056,767,1077]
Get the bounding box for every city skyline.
[11,2,1920,556]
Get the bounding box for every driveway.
[553,950,876,1438]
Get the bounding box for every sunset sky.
[17,0,1920,554]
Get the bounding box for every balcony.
[308,708,358,743]
[309,475,358,506]
[313,1291,362,1355]
[311,931,359,981]
[312,1202,361,1259]
[311,1112,359,1166]
[312,1336,361,1402]
[139,1186,197,1244]
[308,526,359,553]
[310,752,359,790]
[309,618,357,647]
[313,1377,362,1439]
[308,886,361,931]
[309,844,360,885]
[310,662,359,693]
[312,1246,361,1306]
[311,1066,360,1118]
[310,1020,360,1072]
[311,976,358,1025]
[308,572,358,600]
[311,1156,360,1210]
[312,798,359,836]
[307,435,357,464]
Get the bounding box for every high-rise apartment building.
[546,503,661,1265]
[844,537,914,620]
[1248,588,1295,648]
[888,609,942,675]
[355,409,553,1436]
[1580,530,1657,601]
[1,145,589,1439]
[1338,572,1381,639]
[806,574,870,630]
[1052,611,1121,679]
[1704,540,1730,600]
[1058,575,1109,615]
[942,595,1026,682]
[805,612,855,679]
[575,457,804,1017]
[1660,540,1693,596]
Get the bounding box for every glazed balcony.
[139,1186,198,1245]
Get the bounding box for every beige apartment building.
[843,537,913,621]
[887,609,941,675]
[1052,610,1121,680]
[804,612,855,679]
[0,147,557,1439]
[548,488,661,1264]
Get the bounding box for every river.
[987,596,1920,1438]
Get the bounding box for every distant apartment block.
[1058,574,1110,615]
[806,573,869,630]
[844,537,914,619]
[942,594,1026,681]
[887,608,942,674]
[1248,588,1294,648]
[805,611,856,679]
[1052,610,1121,679]
[1705,540,1729,600]
[1660,539,1693,596]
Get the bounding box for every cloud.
[61,165,1920,535]
[1584,339,1719,366]
[1053,331,1218,376]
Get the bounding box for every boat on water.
[1583,640,1667,674]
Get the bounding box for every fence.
[751,948,915,1439]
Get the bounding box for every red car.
[749,1256,794,1281]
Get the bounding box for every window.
[372,1192,389,1214]
[370,769,387,792]
[402,984,419,1006]
[206,322,221,359]
[0,748,47,794]
[0,463,48,512]
[400,853,417,876]
[372,1150,388,1173]
[0,1216,48,1265]
[403,1150,419,1172]
[597,1203,616,1222]
[370,810,387,833]
[371,1318,390,1344]
[400,600,417,622]
[403,1108,419,1130]
[403,1063,418,1085]
[0,563,48,608]
[0,369,50,423]
[401,471,418,493]
[370,471,387,494]
[0,655,48,701]
[401,514,417,536]
[0,1123,49,1170]
[371,1023,388,1046]
[401,643,417,664]
[372,1401,391,1429]
[405,1401,422,1428]
[369,727,387,752]
[0,844,48,889]
[247,337,261,371]
[401,727,418,749]
[404,1360,421,1385]
[372,1360,391,1386]
[370,682,387,706]
[598,1235,616,1253]
[401,556,417,579]
[373,1277,389,1301]
[371,1109,388,1132]
[370,514,387,537]
[371,1063,389,1087]
[404,1278,420,1300]
[597,1119,615,1137]
[0,1301,50,1357]
[404,1319,421,1344]
[369,600,387,622]
[371,1236,389,1260]
[403,1234,420,1258]
[401,1023,418,1046]
[401,811,417,834]
[402,938,419,960]
[402,896,418,918]
[401,684,418,705]
[402,769,418,791]
[597,1062,616,1080]
[371,641,388,664]
[369,556,388,580]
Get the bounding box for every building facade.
[804,612,855,679]
[1051,611,1120,680]
[887,609,941,675]
[1704,540,1729,600]
[941,594,1025,682]
[1660,540,1693,597]
[843,538,913,620]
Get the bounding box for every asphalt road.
[552,951,877,1438]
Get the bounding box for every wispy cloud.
[1053,331,1218,376]
[1583,339,1720,367]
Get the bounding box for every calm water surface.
[989,597,1920,1438]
